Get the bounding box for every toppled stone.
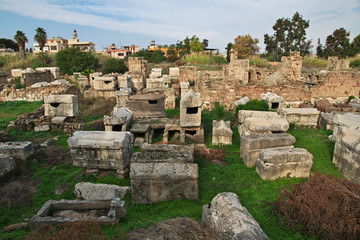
[51,79,69,86]
[234,96,249,106]
[239,117,289,136]
[44,95,78,117]
[333,126,360,184]
[34,124,50,132]
[51,116,67,124]
[0,154,16,177]
[256,148,313,180]
[333,113,360,140]
[180,89,203,127]
[350,98,360,112]
[241,133,296,167]
[212,120,232,145]
[31,82,50,88]
[0,141,34,160]
[318,112,335,131]
[74,182,130,201]
[202,192,269,240]
[68,131,133,174]
[238,110,280,124]
[278,108,320,127]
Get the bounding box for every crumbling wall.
[21,71,54,86]
[328,57,350,71]
[281,51,302,81]
[128,57,148,80]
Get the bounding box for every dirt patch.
[78,97,116,117]
[43,146,72,166]
[194,145,226,166]
[0,178,38,208]
[272,172,360,239]
[126,217,219,240]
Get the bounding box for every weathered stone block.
[128,94,166,118]
[256,148,313,180]
[115,87,132,107]
[146,77,166,89]
[240,133,296,167]
[104,107,133,132]
[0,141,34,160]
[261,92,284,109]
[212,120,232,145]
[149,68,162,78]
[68,131,132,172]
[239,117,289,136]
[202,192,269,240]
[180,89,202,127]
[318,112,335,131]
[44,94,78,117]
[278,108,320,126]
[234,96,249,106]
[74,182,130,201]
[238,110,280,124]
[0,154,16,177]
[36,67,60,79]
[93,76,117,90]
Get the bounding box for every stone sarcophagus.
[278,108,320,127]
[93,76,118,90]
[130,143,198,204]
[212,120,233,145]
[68,131,132,175]
[44,94,78,117]
[180,89,202,127]
[104,106,133,132]
[128,94,166,118]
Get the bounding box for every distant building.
[106,44,140,59]
[67,30,95,52]
[147,40,179,57]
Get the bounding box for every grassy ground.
[0,102,342,239]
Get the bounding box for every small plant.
[235,99,269,116]
[189,80,195,87]
[350,58,360,67]
[348,95,355,102]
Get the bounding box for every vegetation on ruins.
[0,52,53,72]
[13,30,28,59]
[264,12,312,60]
[34,27,47,52]
[232,34,260,59]
[225,42,233,62]
[181,52,226,65]
[101,58,128,74]
[0,38,19,51]
[55,47,99,74]
[176,35,208,57]
[131,50,166,63]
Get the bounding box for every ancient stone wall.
[281,51,302,81]
[128,57,148,80]
[328,57,350,71]
[21,71,54,86]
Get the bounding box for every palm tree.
[14,30,28,59]
[34,27,47,52]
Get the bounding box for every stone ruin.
[281,51,303,81]
[261,92,284,109]
[36,67,60,79]
[180,82,190,99]
[0,141,34,160]
[350,97,360,112]
[0,154,16,177]
[115,87,132,107]
[18,67,54,87]
[146,68,168,89]
[30,198,126,231]
[74,182,130,201]
[128,94,166,118]
[44,94,79,118]
[128,57,148,89]
[212,120,233,145]
[104,106,133,132]
[279,108,320,127]
[256,148,313,180]
[238,110,289,136]
[130,143,198,204]
[327,56,350,71]
[93,76,118,91]
[228,52,249,84]
[0,71,8,84]
[318,112,336,131]
[240,133,296,167]
[202,192,269,240]
[68,131,132,177]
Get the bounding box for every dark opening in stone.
[50,103,60,108]
[185,130,197,135]
[271,102,279,109]
[112,124,123,131]
[148,100,158,104]
[186,107,198,114]
[104,81,111,84]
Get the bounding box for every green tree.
[350,34,360,56]
[14,30,28,59]
[225,42,233,62]
[316,38,324,58]
[55,47,99,74]
[323,28,351,58]
[202,39,209,48]
[176,35,207,56]
[34,27,47,52]
[189,37,204,52]
[102,58,128,74]
[132,50,166,63]
[232,34,259,59]
[0,38,19,51]
[264,12,311,60]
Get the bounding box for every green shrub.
[350,58,360,67]
[348,95,355,102]
[235,99,269,115]
[132,50,166,63]
[55,47,99,74]
[181,53,226,65]
[303,57,328,69]
[101,58,128,74]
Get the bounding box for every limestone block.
[278,108,320,126]
[261,92,284,109]
[44,94,78,117]
[0,154,16,177]
[149,68,162,78]
[116,87,132,107]
[34,124,50,132]
[240,117,289,136]
[180,82,190,99]
[93,76,117,90]
[134,137,145,146]
[318,112,335,131]
[180,89,202,127]
[117,73,132,88]
[202,192,269,240]
[333,126,360,184]
[128,94,166,118]
[31,82,50,88]
[234,96,249,106]
[36,67,60,79]
[169,67,179,77]
[68,131,133,171]
[104,107,133,131]
[256,148,313,180]
[146,77,166,89]
[333,113,360,141]
[130,162,198,204]
[74,182,130,201]
[238,110,280,124]
[51,79,69,86]
[0,141,34,160]
[240,133,296,167]
[11,69,22,78]
[212,120,233,145]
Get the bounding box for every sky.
[1,0,360,54]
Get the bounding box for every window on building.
[50,46,57,50]
[118,53,124,56]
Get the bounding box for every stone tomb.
[30,198,126,231]
[256,148,313,180]
[163,122,204,144]
[130,143,198,204]
[68,131,132,176]
[261,92,284,109]
[115,87,132,107]
[128,94,166,118]
[104,106,133,132]
[238,110,280,125]
[240,133,296,167]
[180,89,202,127]
[333,126,360,184]
[333,113,360,141]
[0,154,16,177]
[44,94,78,117]
[240,117,289,136]
[212,120,233,145]
[93,76,118,91]
[0,141,34,160]
[278,108,320,127]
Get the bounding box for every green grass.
[181,52,227,65]
[0,102,344,239]
[165,108,180,118]
[0,101,44,130]
[302,56,328,69]
[188,64,223,71]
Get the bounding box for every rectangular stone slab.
[241,146,294,168]
[0,141,34,160]
[238,110,280,124]
[278,108,320,126]
[240,133,295,150]
[243,117,289,134]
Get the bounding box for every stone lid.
[44,94,78,104]
[129,94,164,101]
[259,148,313,163]
[278,108,320,115]
[180,89,202,107]
[238,110,280,124]
[67,131,132,149]
[240,133,295,149]
[213,120,232,136]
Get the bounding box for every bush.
[235,99,269,115]
[181,53,227,65]
[348,95,355,102]
[132,50,166,63]
[350,58,360,67]
[101,58,128,74]
[302,56,328,69]
[249,56,272,68]
[55,47,99,74]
